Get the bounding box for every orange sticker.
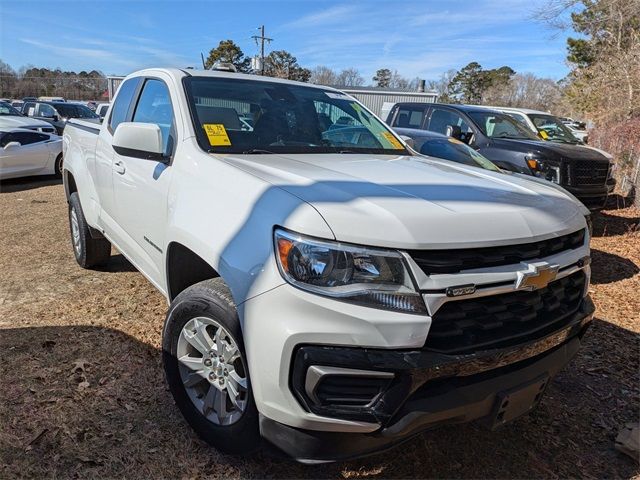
[382,132,404,149]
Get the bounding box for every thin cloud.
[281,4,358,29]
[20,38,139,69]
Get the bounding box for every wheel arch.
[166,241,220,302]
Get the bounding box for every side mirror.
[4,141,21,150]
[445,124,462,140]
[113,122,165,161]
[399,135,415,149]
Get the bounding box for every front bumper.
[564,177,616,211]
[261,297,594,462]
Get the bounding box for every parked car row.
[386,102,615,210]
[0,97,109,181]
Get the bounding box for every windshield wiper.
[241,149,276,155]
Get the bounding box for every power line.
[251,25,273,75]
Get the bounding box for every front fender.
[165,152,334,309]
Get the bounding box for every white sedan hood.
[221,153,586,249]
[0,116,52,129]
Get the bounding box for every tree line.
[537,0,639,202]
[0,61,107,100]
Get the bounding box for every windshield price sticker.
[203,124,231,146]
[325,91,353,100]
[538,130,549,139]
[381,132,404,149]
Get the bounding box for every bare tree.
[482,73,563,111]
[336,68,364,87]
[310,66,338,86]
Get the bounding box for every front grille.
[408,229,585,275]
[315,376,389,407]
[570,161,609,186]
[424,270,586,354]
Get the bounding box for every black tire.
[54,154,63,177]
[162,278,261,455]
[68,192,111,268]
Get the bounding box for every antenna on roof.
[201,52,206,70]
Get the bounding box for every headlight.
[526,155,561,184]
[274,229,426,313]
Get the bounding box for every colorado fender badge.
[515,263,559,291]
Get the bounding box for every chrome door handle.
[114,160,126,174]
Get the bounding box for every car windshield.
[419,137,501,171]
[0,102,23,116]
[527,114,580,144]
[54,103,99,119]
[184,76,409,155]
[468,111,539,140]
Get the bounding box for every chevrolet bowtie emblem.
[515,262,559,291]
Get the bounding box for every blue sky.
[0,0,573,82]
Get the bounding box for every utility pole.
[251,25,272,75]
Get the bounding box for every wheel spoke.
[214,328,225,356]
[226,381,240,408]
[215,389,228,422]
[178,354,203,372]
[183,371,206,388]
[182,320,214,355]
[202,386,217,416]
[223,344,238,363]
[229,370,247,390]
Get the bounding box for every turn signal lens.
[526,158,540,171]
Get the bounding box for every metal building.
[107,76,124,101]
[338,86,438,120]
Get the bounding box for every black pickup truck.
[387,103,615,210]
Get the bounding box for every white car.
[63,68,595,462]
[0,102,58,135]
[0,127,63,180]
[95,103,110,120]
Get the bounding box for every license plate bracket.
[489,375,549,429]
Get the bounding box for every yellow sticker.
[382,132,404,149]
[203,124,231,146]
[538,130,548,140]
[447,137,463,144]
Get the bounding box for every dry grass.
[0,177,638,479]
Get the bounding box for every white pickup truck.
[63,67,595,462]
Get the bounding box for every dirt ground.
[0,176,638,479]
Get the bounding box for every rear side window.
[132,79,175,156]
[427,108,472,135]
[37,104,56,117]
[393,107,424,128]
[23,102,36,116]
[109,78,140,133]
[6,131,48,145]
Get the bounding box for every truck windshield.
[0,102,23,116]
[184,76,409,155]
[468,111,539,140]
[527,114,581,144]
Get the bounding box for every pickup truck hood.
[0,115,53,129]
[492,138,610,163]
[220,153,586,249]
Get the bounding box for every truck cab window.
[132,79,175,157]
[394,108,424,128]
[428,108,471,136]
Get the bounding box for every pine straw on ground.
[0,177,638,479]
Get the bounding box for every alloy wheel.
[176,316,248,425]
